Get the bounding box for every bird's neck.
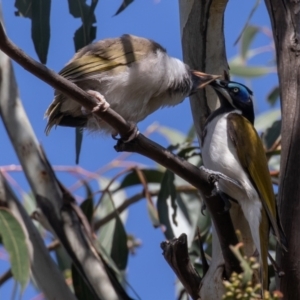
[164,56,192,95]
[205,103,236,127]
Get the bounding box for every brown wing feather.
[227,113,287,250]
[59,34,166,81]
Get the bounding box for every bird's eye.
[233,87,239,93]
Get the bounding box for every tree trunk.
[265,1,300,299]
[179,1,256,299]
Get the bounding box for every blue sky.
[0,1,278,299]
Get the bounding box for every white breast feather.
[202,111,262,257]
[84,50,188,131]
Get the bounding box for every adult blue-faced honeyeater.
[45,34,218,135]
[201,79,287,291]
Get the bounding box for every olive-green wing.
[59,34,166,81]
[227,113,286,249]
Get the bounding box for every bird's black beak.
[190,71,221,93]
[209,79,232,104]
[209,79,227,90]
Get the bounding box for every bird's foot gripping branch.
[0,21,242,299]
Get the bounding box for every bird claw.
[87,90,110,113]
[214,182,232,214]
[111,122,140,143]
[200,166,242,188]
[200,166,237,213]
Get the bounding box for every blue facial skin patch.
[228,83,250,102]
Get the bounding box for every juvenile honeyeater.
[45,34,218,135]
[201,79,287,292]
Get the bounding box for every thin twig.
[93,191,144,230]
[0,269,12,286]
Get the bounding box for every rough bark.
[0,23,124,300]
[0,174,77,300]
[264,1,300,299]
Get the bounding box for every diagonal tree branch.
[0,21,241,297]
[0,25,126,300]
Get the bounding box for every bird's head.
[210,80,254,124]
[189,71,221,95]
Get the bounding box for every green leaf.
[116,169,164,191]
[55,245,71,272]
[229,64,273,78]
[177,146,200,159]
[114,0,134,16]
[15,0,32,17]
[74,24,97,51]
[75,128,83,164]
[157,170,176,240]
[234,0,261,47]
[68,0,98,51]
[70,0,98,160]
[31,0,51,64]
[0,208,30,290]
[255,109,281,132]
[176,187,207,247]
[262,119,281,150]
[267,86,280,106]
[97,194,129,270]
[157,126,186,144]
[72,264,97,300]
[15,0,51,64]
[110,214,128,270]
[80,190,94,224]
[68,0,97,20]
[241,26,260,60]
[186,124,196,142]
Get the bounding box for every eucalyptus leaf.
[229,64,273,78]
[255,109,281,132]
[267,86,280,106]
[15,0,51,64]
[173,190,204,247]
[75,128,83,164]
[186,124,196,141]
[97,192,129,270]
[0,208,30,290]
[55,245,72,273]
[70,0,99,161]
[116,169,164,191]
[157,170,176,240]
[110,214,128,270]
[177,146,200,159]
[68,0,97,20]
[157,125,186,144]
[15,0,32,17]
[241,26,260,60]
[80,198,94,224]
[262,119,281,150]
[74,24,97,51]
[114,0,134,16]
[268,155,280,171]
[70,0,98,50]
[234,0,261,47]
